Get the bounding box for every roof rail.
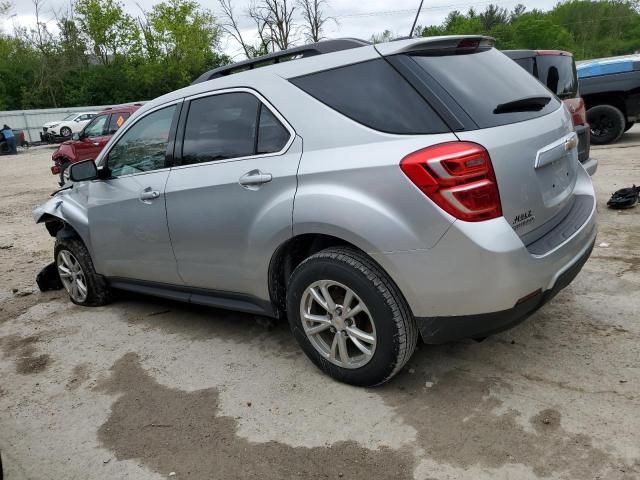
[192,38,371,84]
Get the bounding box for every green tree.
[75,0,140,64]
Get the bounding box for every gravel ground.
[0,134,639,480]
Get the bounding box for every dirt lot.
[0,134,639,480]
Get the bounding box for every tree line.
[420,1,640,60]
[1,0,639,111]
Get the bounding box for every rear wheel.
[286,247,418,386]
[54,237,111,306]
[588,105,625,145]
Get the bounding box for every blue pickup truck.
[577,55,640,144]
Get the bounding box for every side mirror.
[69,160,98,182]
[72,132,81,141]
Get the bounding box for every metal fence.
[0,103,145,143]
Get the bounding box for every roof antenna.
[409,0,425,37]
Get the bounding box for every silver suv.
[34,36,597,386]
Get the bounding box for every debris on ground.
[607,185,639,209]
[36,262,63,292]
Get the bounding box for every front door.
[87,103,182,284]
[75,113,111,161]
[165,90,301,301]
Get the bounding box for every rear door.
[390,46,578,243]
[165,89,301,299]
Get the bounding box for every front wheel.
[60,126,72,137]
[55,237,111,306]
[287,247,418,386]
[58,160,70,186]
[588,104,626,145]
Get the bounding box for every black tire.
[286,247,418,386]
[588,105,626,145]
[60,126,72,137]
[624,121,635,132]
[58,159,70,186]
[54,237,111,306]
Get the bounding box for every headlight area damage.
[33,192,90,292]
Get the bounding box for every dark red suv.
[51,104,141,184]
[504,50,596,175]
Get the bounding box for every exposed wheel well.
[40,214,81,241]
[268,234,366,318]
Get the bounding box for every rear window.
[534,55,578,99]
[411,49,561,129]
[290,59,449,134]
[513,57,534,74]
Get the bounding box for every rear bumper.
[370,168,597,337]
[415,239,594,343]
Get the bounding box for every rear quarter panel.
[293,135,459,253]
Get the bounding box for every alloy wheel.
[300,280,376,369]
[56,250,88,302]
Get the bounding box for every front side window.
[181,92,291,165]
[107,105,176,177]
[83,115,109,138]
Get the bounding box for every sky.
[3,0,560,58]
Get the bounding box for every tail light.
[400,142,502,222]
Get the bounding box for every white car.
[42,112,97,139]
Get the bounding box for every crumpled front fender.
[33,191,91,250]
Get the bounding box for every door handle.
[140,189,160,202]
[93,142,100,146]
[239,169,273,188]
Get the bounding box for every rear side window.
[411,49,561,129]
[108,112,131,134]
[290,59,449,134]
[257,105,289,154]
[181,92,291,165]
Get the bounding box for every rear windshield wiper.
[494,96,552,114]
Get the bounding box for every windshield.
[410,48,561,129]
[62,114,77,121]
[534,55,578,99]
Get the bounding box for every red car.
[504,49,597,175]
[51,104,141,184]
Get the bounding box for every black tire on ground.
[54,236,112,307]
[587,104,626,145]
[286,247,418,386]
[60,126,72,137]
[624,121,635,132]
